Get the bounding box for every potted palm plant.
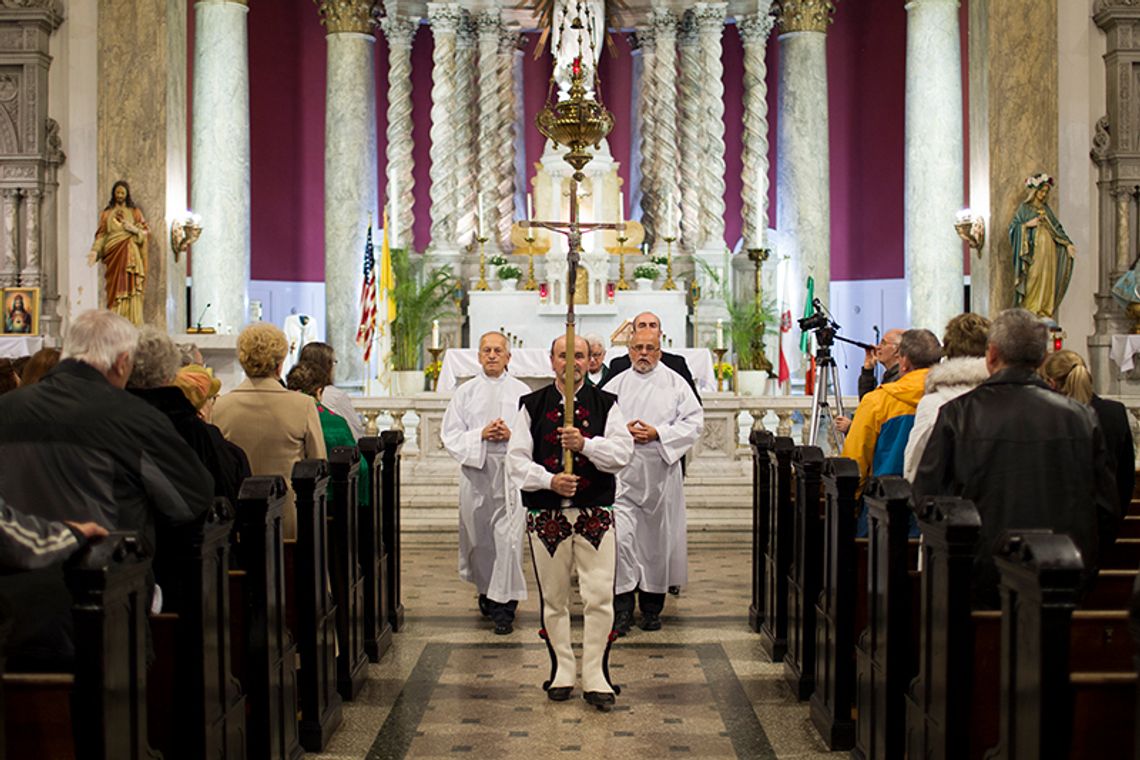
[389,247,458,395]
[696,257,776,395]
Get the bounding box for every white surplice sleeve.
[506,406,555,492]
[581,402,634,473]
[441,389,486,469]
[653,384,704,466]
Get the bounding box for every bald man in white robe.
[441,332,530,634]
[605,329,703,633]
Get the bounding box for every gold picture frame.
[1,287,39,335]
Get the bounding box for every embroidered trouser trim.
[528,507,616,694]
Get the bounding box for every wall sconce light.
[171,212,203,262]
[954,209,985,258]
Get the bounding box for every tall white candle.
[668,194,676,238]
[716,319,724,350]
[431,320,440,349]
[476,192,484,238]
[527,192,533,221]
[618,190,625,223]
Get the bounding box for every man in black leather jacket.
[912,308,1115,608]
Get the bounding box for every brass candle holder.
[662,235,677,290]
[604,220,644,291]
[511,222,550,291]
[427,346,445,391]
[474,235,490,291]
[712,347,728,392]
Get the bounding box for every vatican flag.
[374,207,397,394]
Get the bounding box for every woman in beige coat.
[213,322,326,538]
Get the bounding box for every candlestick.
[476,192,485,238]
[662,235,677,290]
[474,234,490,291]
[428,346,445,392]
[713,347,728,392]
[716,319,724,350]
[431,319,440,349]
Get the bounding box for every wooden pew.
[988,532,1137,759]
[4,533,155,760]
[357,436,393,662]
[291,460,343,751]
[380,430,406,632]
[853,476,917,760]
[233,476,302,760]
[747,430,771,633]
[1131,577,1140,760]
[328,446,368,701]
[785,445,824,700]
[148,499,246,760]
[810,456,859,749]
[758,435,795,662]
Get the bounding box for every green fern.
[390,248,459,371]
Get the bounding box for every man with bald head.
[599,311,700,402]
[506,334,634,710]
[442,332,531,634]
[603,329,703,634]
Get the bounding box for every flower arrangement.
[714,362,734,380]
[633,263,660,280]
[649,254,669,267]
[488,254,509,267]
[424,361,441,381]
[1025,173,1054,189]
[497,263,522,281]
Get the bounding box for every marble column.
[678,11,703,252]
[381,11,418,252]
[651,8,682,253]
[426,3,462,264]
[21,188,41,286]
[475,10,503,255]
[454,13,477,252]
[904,0,963,334]
[318,0,379,387]
[99,0,188,330]
[776,0,836,314]
[637,24,658,243]
[693,3,727,253]
[191,0,250,335]
[496,27,521,250]
[739,8,775,251]
[0,190,17,287]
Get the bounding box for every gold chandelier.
[535,59,614,173]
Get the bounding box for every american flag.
[355,224,377,361]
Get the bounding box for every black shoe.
[614,610,633,637]
[494,620,513,635]
[668,586,681,596]
[639,612,662,631]
[546,686,573,701]
[584,691,616,711]
[478,594,491,618]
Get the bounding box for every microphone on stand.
[192,303,211,334]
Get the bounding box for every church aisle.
[308,541,845,759]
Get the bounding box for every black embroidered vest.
[520,383,617,510]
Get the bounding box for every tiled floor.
[308,540,845,759]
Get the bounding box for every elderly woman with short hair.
[212,323,326,538]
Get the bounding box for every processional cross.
[525,58,616,474]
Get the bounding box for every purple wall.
[244,4,925,283]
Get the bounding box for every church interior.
[0,0,1138,758]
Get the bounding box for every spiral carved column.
[739,8,775,250]
[496,27,521,251]
[651,8,681,252]
[475,11,503,255]
[454,13,478,251]
[694,2,727,252]
[426,3,462,256]
[381,12,418,251]
[678,11,703,252]
[637,24,658,243]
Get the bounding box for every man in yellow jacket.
[841,329,942,503]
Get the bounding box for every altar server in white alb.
[441,331,531,635]
[605,329,704,634]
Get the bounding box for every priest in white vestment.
[604,329,704,634]
[441,332,530,634]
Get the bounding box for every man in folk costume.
[506,335,633,710]
[441,332,530,635]
[604,329,704,635]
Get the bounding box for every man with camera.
[835,328,904,434]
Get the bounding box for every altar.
[466,289,690,352]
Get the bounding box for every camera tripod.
[806,329,848,452]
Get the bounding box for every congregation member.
[913,308,1116,608]
[858,328,904,399]
[172,362,251,494]
[441,331,530,634]
[506,335,633,710]
[903,313,991,482]
[0,358,18,395]
[604,329,703,635]
[127,327,248,505]
[601,311,700,401]
[1039,349,1134,540]
[18,347,60,385]
[584,333,609,386]
[299,341,364,440]
[213,322,326,539]
[0,497,107,571]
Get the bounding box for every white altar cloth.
[1110,334,1140,372]
[438,346,716,393]
[0,336,43,358]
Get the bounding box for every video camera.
[797,298,875,351]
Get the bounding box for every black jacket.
[601,351,700,402]
[129,386,250,506]
[0,360,214,556]
[1091,394,1135,521]
[912,367,1115,608]
[858,363,899,400]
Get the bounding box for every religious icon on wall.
[1,287,39,335]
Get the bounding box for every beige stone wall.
[969,0,1059,316]
[97,0,187,330]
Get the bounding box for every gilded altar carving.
[775,0,836,34]
[315,0,379,35]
